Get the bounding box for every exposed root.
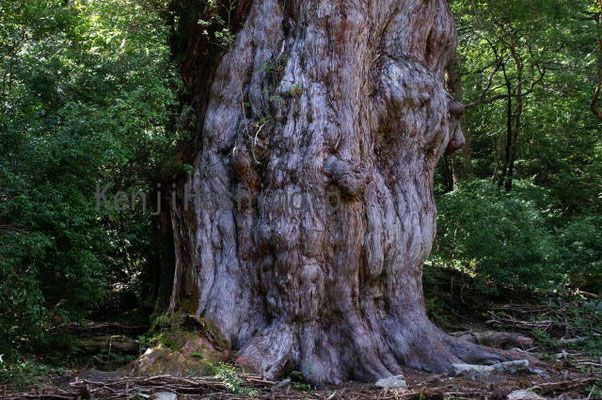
[230,315,532,386]
[444,333,530,365]
[235,322,294,379]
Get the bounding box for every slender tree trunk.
[498,61,513,188]
[504,46,523,192]
[446,58,471,180]
[442,155,455,192]
[168,0,516,385]
[591,0,602,121]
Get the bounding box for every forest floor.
[3,290,601,399]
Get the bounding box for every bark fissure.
[168,0,519,385]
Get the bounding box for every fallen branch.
[486,311,553,332]
[528,377,600,395]
[51,321,147,336]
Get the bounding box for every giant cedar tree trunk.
[168,0,513,385]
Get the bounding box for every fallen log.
[52,321,147,337]
[74,335,140,355]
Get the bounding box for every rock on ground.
[152,392,178,400]
[452,360,530,379]
[493,360,530,373]
[452,363,495,378]
[507,389,547,400]
[374,375,408,389]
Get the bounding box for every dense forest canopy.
[0,0,600,388]
[0,0,179,359]
[432,0,601,293]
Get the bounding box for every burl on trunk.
[166,0,512,385]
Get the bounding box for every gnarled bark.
[168,0,516,385]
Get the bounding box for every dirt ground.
[3,300,601,399]
[3,364,600,400]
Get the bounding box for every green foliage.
[135,335,153,352]
[586,385,602,399]
[556,215,602,292]
[288,370,314,391]
[205,362,259,396]
[0,0,177,361]
[433,178,602,294]
[287,84,304,98]
[0,359,62,389]
[214,363,245,393]
[520,301,602,358]
[433,180,559,293]
[434,0,602,296]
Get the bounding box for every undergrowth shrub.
[0,0,176,362]
[556,214,602,293]
[431,179,559,294]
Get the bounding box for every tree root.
[234,316,531,386]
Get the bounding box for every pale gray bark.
[168,0,515,385]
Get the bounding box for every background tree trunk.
[591,0,602,120]
[446,58,471,182]
[168,0,515,385]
